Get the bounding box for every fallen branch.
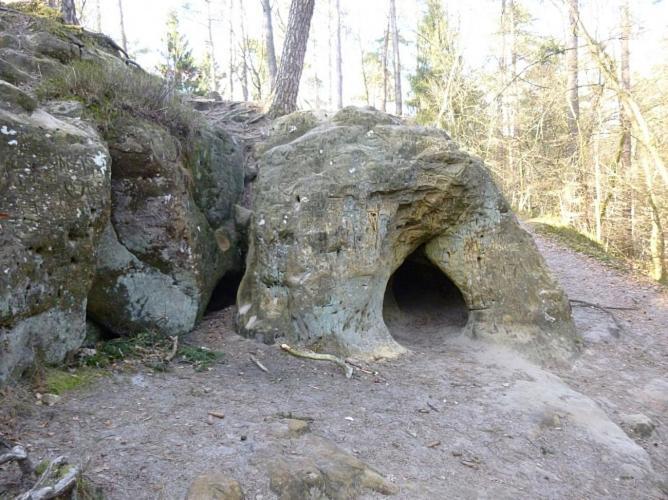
[0,442,33,476]
[250,354,270,373]
[280,344,353,379]
[17,456,80,500]
[569,299,637,311]
[569,299,626,335]
[164,335,179,362]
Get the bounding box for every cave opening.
[383,245,469,346]
[206,271,244,314]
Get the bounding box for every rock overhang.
[237,107,580,364]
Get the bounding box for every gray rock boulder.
[0,96,110,382]
[87,118,244,336]
[238,107,579,363]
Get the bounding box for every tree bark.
[261,0,278,90]
[335,0,343,109]
[389,0,402,115]
[61,0,77,24]
[268,0,316,118]
[117,0,128,54]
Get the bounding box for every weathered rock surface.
[238,107,579,363]
[620,413,656,439]
[186,473,245,500]
[268,434,398,499]
[0,7,245,380]
[0,94,110,381]
[87,118,243,336]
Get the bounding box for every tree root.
[280,344,353,378]
[16,456,81,500]
[569,299,630,336]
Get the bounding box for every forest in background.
[32,0,668,283]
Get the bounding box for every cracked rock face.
[238,107,579,363]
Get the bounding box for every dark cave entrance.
[383,246,469,346]
[206,271,244,314]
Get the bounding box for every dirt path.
[1,235,666,499]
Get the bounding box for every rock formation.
[0,6,244,382]
[238,107,579,363]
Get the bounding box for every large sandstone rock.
[87,118,244,336]
[238,107,579,363]
[0,92,110,381]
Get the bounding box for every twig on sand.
[569,299,637,311]
[280,344,353,379]
[250,354,270,373]
[569,299,630,335]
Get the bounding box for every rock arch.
[237,107,579,363]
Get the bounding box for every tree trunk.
[117,0,128,54]
[389,0,402,115]
[268,0,316,118]
[61,0,77,24]
[261,0,278,90]
[48,0,57,8]
[566,0,579,153]
[335,0,343,109]
[205,0,218,92]
[239,0,249,101]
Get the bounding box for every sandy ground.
[1,233,667,499]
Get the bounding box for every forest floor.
[1,232,667,499]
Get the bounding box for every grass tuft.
[38,60,200,142]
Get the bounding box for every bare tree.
[381,18,389,112]
[239,0,249,101]
[389,0,402,115]
[117,0,128,54]
[228,0,236,100]
[566,0,579,151]
[619,0,633,254]
[261,0,278,89]
[335,0,343,109]
[268,0,316,117]
[61,0,78,24]
[205,0,218,92]
[94,0,102,31]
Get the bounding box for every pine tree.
[157,11,201,94]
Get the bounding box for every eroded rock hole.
[206,271,244,313]
[383,246,468,345]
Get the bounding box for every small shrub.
[38,60,200,142]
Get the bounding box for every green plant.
[82,331,223,372]
[38,60,200,142]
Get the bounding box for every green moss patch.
[43,367,99,395]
